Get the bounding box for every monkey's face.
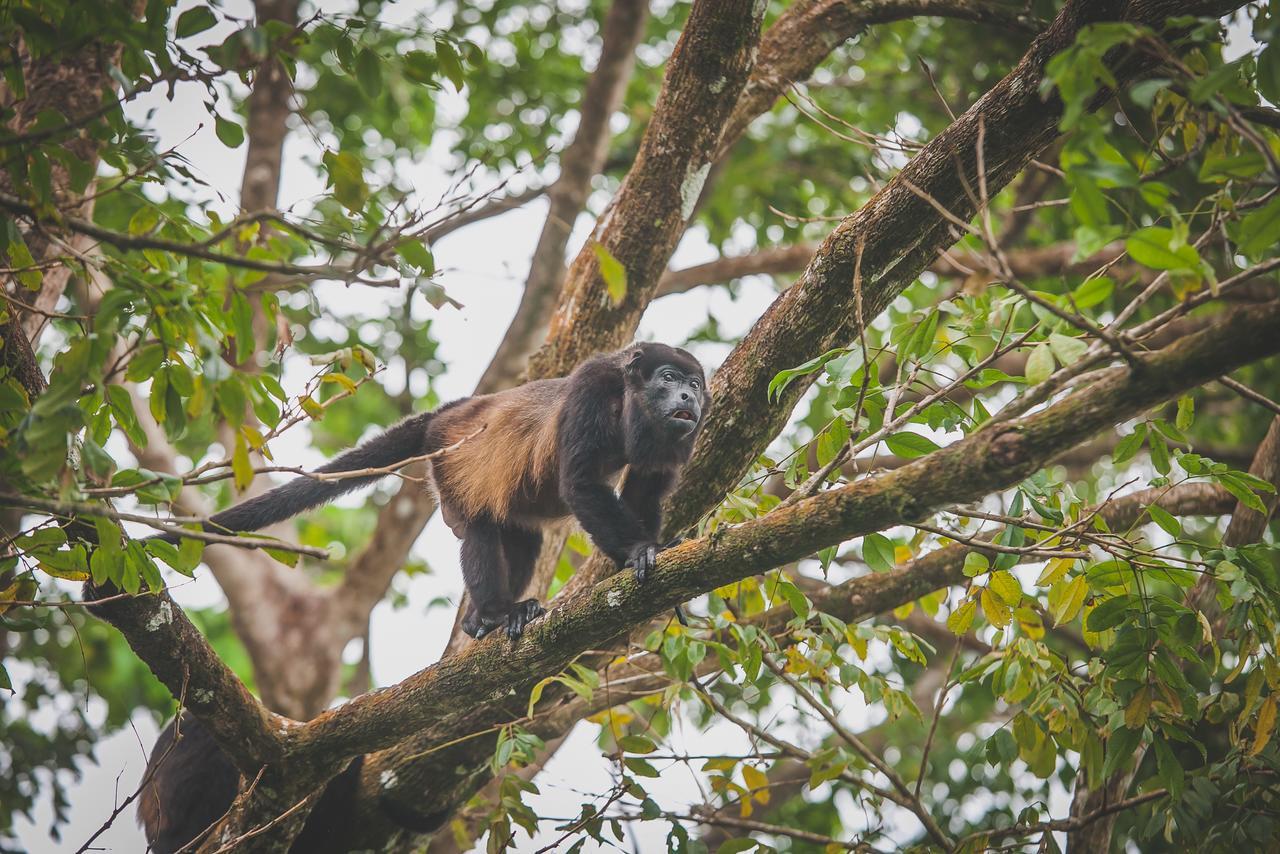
[644,363,705,438]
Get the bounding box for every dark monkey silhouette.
[137,342,710,851]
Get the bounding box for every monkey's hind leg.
[459,517,544,640]
[500,525,545,640]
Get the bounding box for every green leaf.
[1175,395,1194,432]
[1236,196,1280,257]
[355,48,382,97]
[716,840,757,854]
[1258,43,1280,104]
[862,533,895,573]
[884,432,940,459]
[1085,595,1132,632]
[125,343,166,382]
[1188,58,1244,104]
[1072,276,1113,309]
[1219,473,1268,514]
[1048,333,1088,366]
[214,114,245,148]
[264,547,299,568]
[623,756,660,778]
[398,240,435,275]
[1146,504,1181,538]
[175,6,218,37]
[1126,226,1199,271]
[1148,432,1170,475]
[1112,423,1147,465]
[128,205,160,236]
[436,39,465,91]
[617,735,656,754]
[322,149,368,213]
[768,349,845,401]
[81,437,116,480]
[1025,343,1054,385]
[962,552,990,578]
[591,242,627,305]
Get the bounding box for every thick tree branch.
[275,301,1277,832]
[665,0,1239,537]
[86,584,287,774]
[526,0,765,378]
[715,0,1040,159]
[476,0,650,394]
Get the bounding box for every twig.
[760,656,954,850]
[0,493,329,558]
[1218,376,1280,418]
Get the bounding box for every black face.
[644,363,704,437]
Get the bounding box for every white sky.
[13,4,1263,853]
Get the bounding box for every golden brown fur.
[428,380,571,530]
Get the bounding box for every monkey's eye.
[689,379,700,390]
[662,371,677,382]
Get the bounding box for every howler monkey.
[163,342,709,640]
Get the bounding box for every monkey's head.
[623,343,711,440]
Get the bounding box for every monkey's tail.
[158,411,435,542]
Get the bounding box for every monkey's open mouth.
[671,409,696,423]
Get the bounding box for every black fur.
[136,344,709,849]
[138,715,373,854]
[157,412,433,541]
[157,342,707,638]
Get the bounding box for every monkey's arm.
[620,468,676,539]
[556,368,656,572]
[158,411,432,542]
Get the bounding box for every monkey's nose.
[680,391,691,401]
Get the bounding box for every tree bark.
[241,300,1280,852]
[665,0,1235,541]
[525,0,765,378]
[475,0,650,394]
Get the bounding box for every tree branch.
[715,0,1041,159]
[288,299,1277,796]
[476,0,650,393]
[526,0,765,378]
[666,0,1233,537]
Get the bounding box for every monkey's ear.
[623,347,645,377]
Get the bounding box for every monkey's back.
[427,379,569,530]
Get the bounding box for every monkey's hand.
[625,542,658,583]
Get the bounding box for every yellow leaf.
[232,432,254,491]
[591,241,628,305]
[742,764,770,804]
[989,570,1022,606]
[1251,695,1277,756]
[1051,575,1088,626]
[1015,606,1044,640]
[946,599,977,635]
[894,544,914,564]
[1124,686,1152,730]
[1037,557,1074,587]
[981,587,1012,628]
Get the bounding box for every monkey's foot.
[505,598,545,640]
[465,600,546,640]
